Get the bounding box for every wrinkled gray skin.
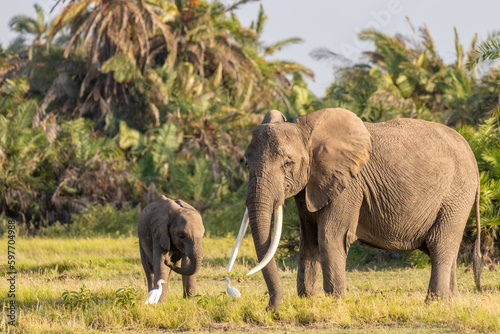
[138,195,205,300]
[245,108,481,310]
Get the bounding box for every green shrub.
[114,286,138,309]
[202,183,247,237]
[69,204,139,237]
[62,284,93,311]
[459,115,500,259]
[37,221,69,237]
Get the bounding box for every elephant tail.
[472,185,483,292]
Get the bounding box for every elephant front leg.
[319,237,348,297]
[153,245,172,302]
[296,209,321,296]
[297,251,321,297]
[181,256,197,298]
[317,191,360,297]
[318,217,357,297]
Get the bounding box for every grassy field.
[1,235,499,333]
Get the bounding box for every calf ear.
[262,109,287,124]
[175,199,197,212]
[151,214,170,251]
[150,198,181,251]
[295,108,372,212]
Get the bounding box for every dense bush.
[33,204,139,238]
[459,115,500,261]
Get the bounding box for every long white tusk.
[227,208,249,272]
[246,205,283,276]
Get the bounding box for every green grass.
[1,236,499,333]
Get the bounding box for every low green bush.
[68,204,139,237]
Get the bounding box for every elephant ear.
[175,199,197,212]
[262,109,287,124]
[296,108,372,212]
[150,197,180,251]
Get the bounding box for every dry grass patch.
[1,236,499,333]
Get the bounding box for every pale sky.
[2,0,500,96]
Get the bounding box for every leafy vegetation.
[459,115,500,262]
[315,26,498,126]
[0,0,314,231]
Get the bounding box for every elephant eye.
[178,233,186,239]
[283,160,294,168]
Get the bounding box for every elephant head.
[228,108,372,309]
[152,197,205,276]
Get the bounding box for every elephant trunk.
[169,241,202,276]
[245,176,284,310]
[247,205,283,275]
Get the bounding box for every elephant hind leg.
[425,206,468,301]
[449,260,459,298]
[425,251,458,301]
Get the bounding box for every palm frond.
[467,38,500,68]
[252,3,267,35]
[419,24,437,60]
[310,47,344,63]
[263,37,303,56]
[225,0,260,12]
[454,27,464,70]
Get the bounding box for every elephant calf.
[138,195,204,301]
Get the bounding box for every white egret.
[221,277,241,298]
[145,279,165,304]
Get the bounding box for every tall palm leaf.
[467,32,500,69]
[9,4,51,59]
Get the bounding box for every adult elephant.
[228,108,482,310]
[138,195,205,301]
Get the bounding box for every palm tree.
[142,1,313,184]
[251,4,314,109]
[48,0,175,129]
[9,4,50,59]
